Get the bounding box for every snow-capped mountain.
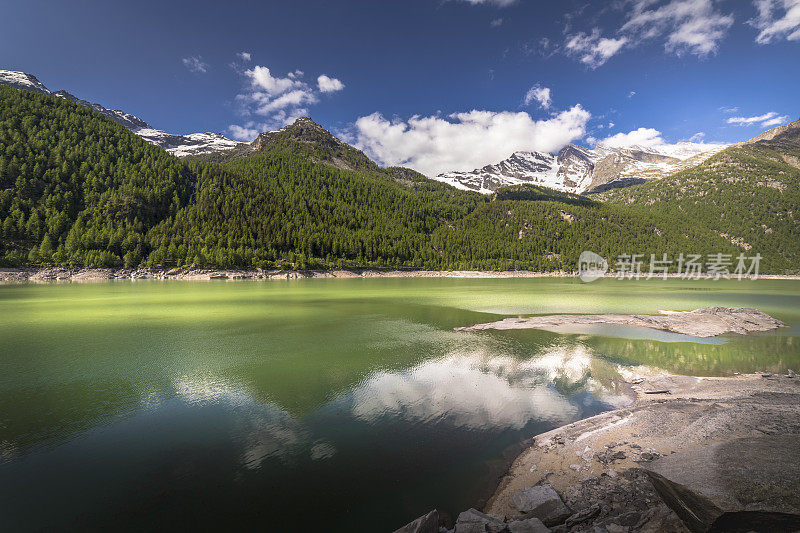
[0,69,240,157]
[436,140,727,195]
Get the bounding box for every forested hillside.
[598,120,800,273]
[0,85,773,272]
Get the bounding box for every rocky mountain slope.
[436,141,726,195]
[0,69,240,157]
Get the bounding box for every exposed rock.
[507,517,550,533]
[644,436,800,532]
[394,509,440,533]
[512,485,571,526]
[454,508,507,533]
[486,374,800,532]
[456,307,785,338]
[565,504,601,527]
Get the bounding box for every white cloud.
[237,51,252,62]
[523,84,552,109]
[231,65,334,133]
[565,29,628,68]
[490,17,504,27]
[453,0,517,6]
[317,74,345,93]
[597,127,667,149]
[621,0,734,56]
[750,0,800,43]
[228,123,261,141]
[563,0,734,68]
[596,127,728,156]
[727,111,790,127]
[627,90,637,98]
[181,56,208,74]
[608,122,615,128]
[719,106,739,113]
[351,105,591,177]
[245,65,302,96]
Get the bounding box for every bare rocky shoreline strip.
[1,267,798,283]
[396,372,800,533]
[456,306,786,338]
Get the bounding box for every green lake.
[1,278,799,531]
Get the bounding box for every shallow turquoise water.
[1,278,798,531]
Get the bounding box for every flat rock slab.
[512,485,571,526]
[644,436,800,532]
[456,307,784,338]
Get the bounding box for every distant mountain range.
[0,70,240,157]
[1,69,734,195]
[0,79,797,273]
[435,140,727,195]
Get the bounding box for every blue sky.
[2,0,799,175]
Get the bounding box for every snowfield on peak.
[436,140,728,195]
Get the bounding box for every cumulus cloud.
[317,74,345,93]
[727,111,790,127]
[351,105,591,177]
[565,29,628,68]
[524,84,552,109]
[237,51,252,62]
[229,65,343,137]
[228,123,261,141]
[595,127,728,155]
[181,56,208,74]
[750,0,800,43]
[597,127,667,149]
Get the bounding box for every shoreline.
[480,372,800,532]
[1,267,799,283]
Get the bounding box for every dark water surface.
[1,278,798,531]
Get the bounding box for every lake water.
[1,278,799,531]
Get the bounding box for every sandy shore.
[484,372,800,531]
[1,267,798,283]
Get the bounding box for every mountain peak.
[0,70,50,94]
[251,117,343,152]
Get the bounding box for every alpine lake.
[1,278,798,531]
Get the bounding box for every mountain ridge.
[436,140,727,195]
[0,69,241,157]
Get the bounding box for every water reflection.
[350,344,632,431]
[161,342,635,472]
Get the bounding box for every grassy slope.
[597,127,800,273]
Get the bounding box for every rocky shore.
[1,268,798,283]
[0,267,579,283]
[456,307,786,338]
[396,372,800,533]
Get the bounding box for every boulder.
[507,517,550,533]
[643,436,800,532]
[454,508,507,533]
[393,509,439,533]
[511,485,571,526]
